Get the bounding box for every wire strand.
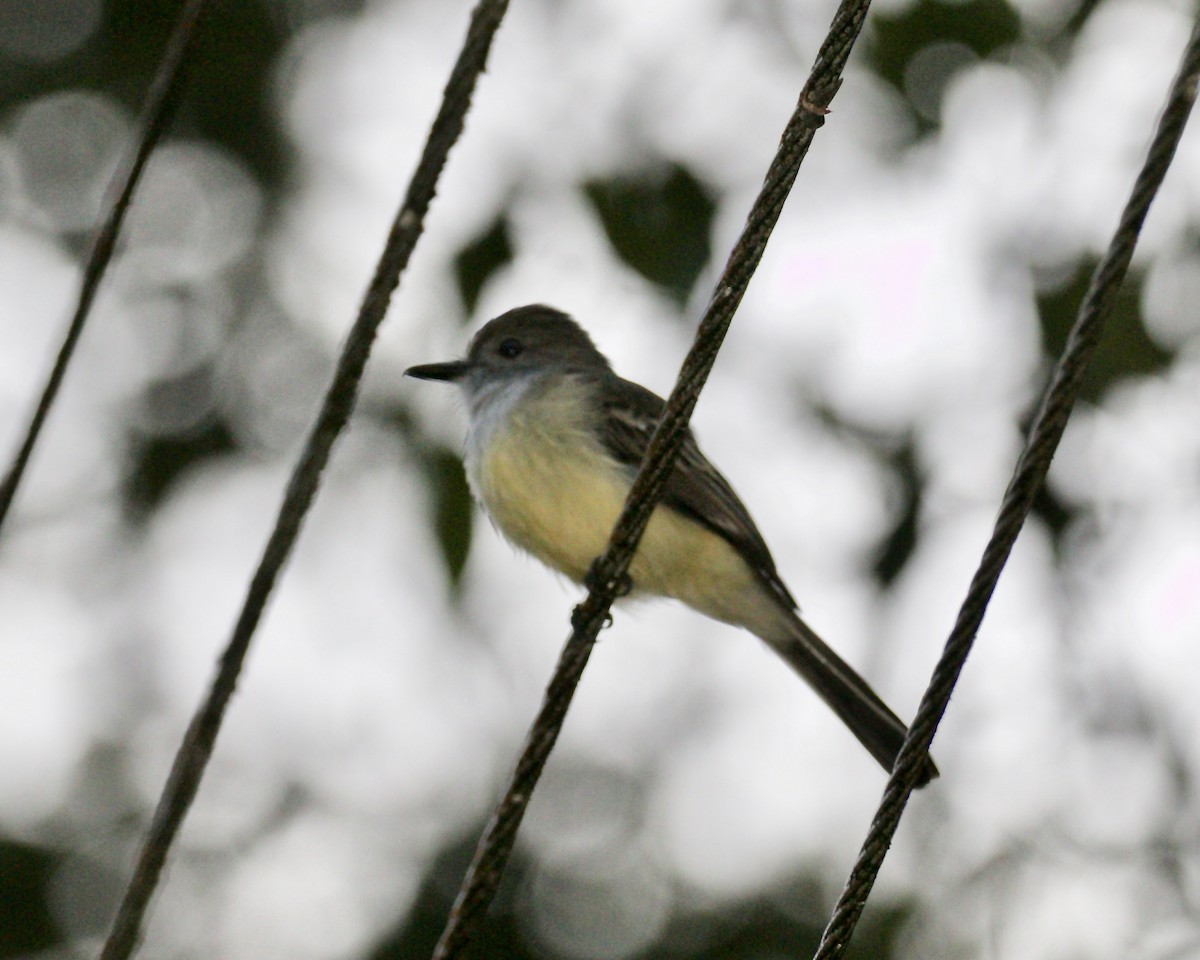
[430,0,875,956]
[813,14,1200,959]
[0,0,209,536]
[94,3,511,958]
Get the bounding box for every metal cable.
[431,0,875,955]
[95,3,511,958]
[0,0,209,534]
[814,14,1200,958]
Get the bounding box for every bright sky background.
[2,0,1200,958]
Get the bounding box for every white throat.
[462,373,539,466]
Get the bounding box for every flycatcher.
[407,304,936,786]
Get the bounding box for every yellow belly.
[471,411,629,584]
[465,387,772,631]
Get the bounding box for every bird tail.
[764,615,939,787]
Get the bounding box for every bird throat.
[465,376,628,584]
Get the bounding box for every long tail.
[765,615,939,787]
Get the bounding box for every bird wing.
[598,377,798,611]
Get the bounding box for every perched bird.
[407,304,936,786]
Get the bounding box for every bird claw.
[571,560,629,634]
[570,604,613,633]
[583,559,632,599]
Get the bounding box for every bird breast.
[465,377,629,583]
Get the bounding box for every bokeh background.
[3,0,1200,958]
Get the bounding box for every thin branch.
[813,15,1200,959]
[0,0,209,535]
[95,2,511,959]
[430,0,875,956]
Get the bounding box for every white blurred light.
[132,859,217,959]
[522,849,672,960]
[1065,736,1171,849]
[126,285,232,381]
[3,0,1199,956]
[271,4,475,341]
[1007,0,1083,33]
[650,676,886,898]
[0,576,96,830]
[742,183,1039,431]
[109,285,233,436]
[1142,252,1200,348]
[133,437,506,846]
[1052,371,1200,508]
[11,90,131,232]
[993,862,1158,960]
[218,813,417,960]
[0,224,128,515]
[121,142,263,284]
[215,303,331,453]
[1046,0,1194,252]
[522,763,641,867]
[0,224,77,405]
[903,42,979,122]
[918,404,1025,509]
[1078,508,1200,760]
[886,512,1068,859]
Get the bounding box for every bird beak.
[405,359,471,382]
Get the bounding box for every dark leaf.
[868,0,1021,130]
[426,446,473,590]
[0,840,61,956]
[123,415,239,522]
[455,215,513,315]
[585,163,714,307]
[873,440,922,587]
[1037,261,1172,402]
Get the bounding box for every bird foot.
[583,559,632,599]
[570,603,613,633]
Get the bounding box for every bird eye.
[497,337,523,359]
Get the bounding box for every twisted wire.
[0,0,209,533]
[96,3,511,958]
[814,14,1200,958]
[432,1,875,956]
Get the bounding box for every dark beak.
[405,360,471,382]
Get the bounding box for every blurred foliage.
[1031,482,1073,553]
[1,0,1180,957]
[807,405,923,588]
[367,841,919,960]
[872,439,922,587]
[868,0,1022,133]
[455,215,514,315]
[1037,261,1173,403]
[0,0,289,187]
[868,0,1021,84]
[369,843,534,960]
[123,415,239,522]
[425,445,474,590]
[585,163,715,308]
[0,840,60,956]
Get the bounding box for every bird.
[406,304,937,786]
